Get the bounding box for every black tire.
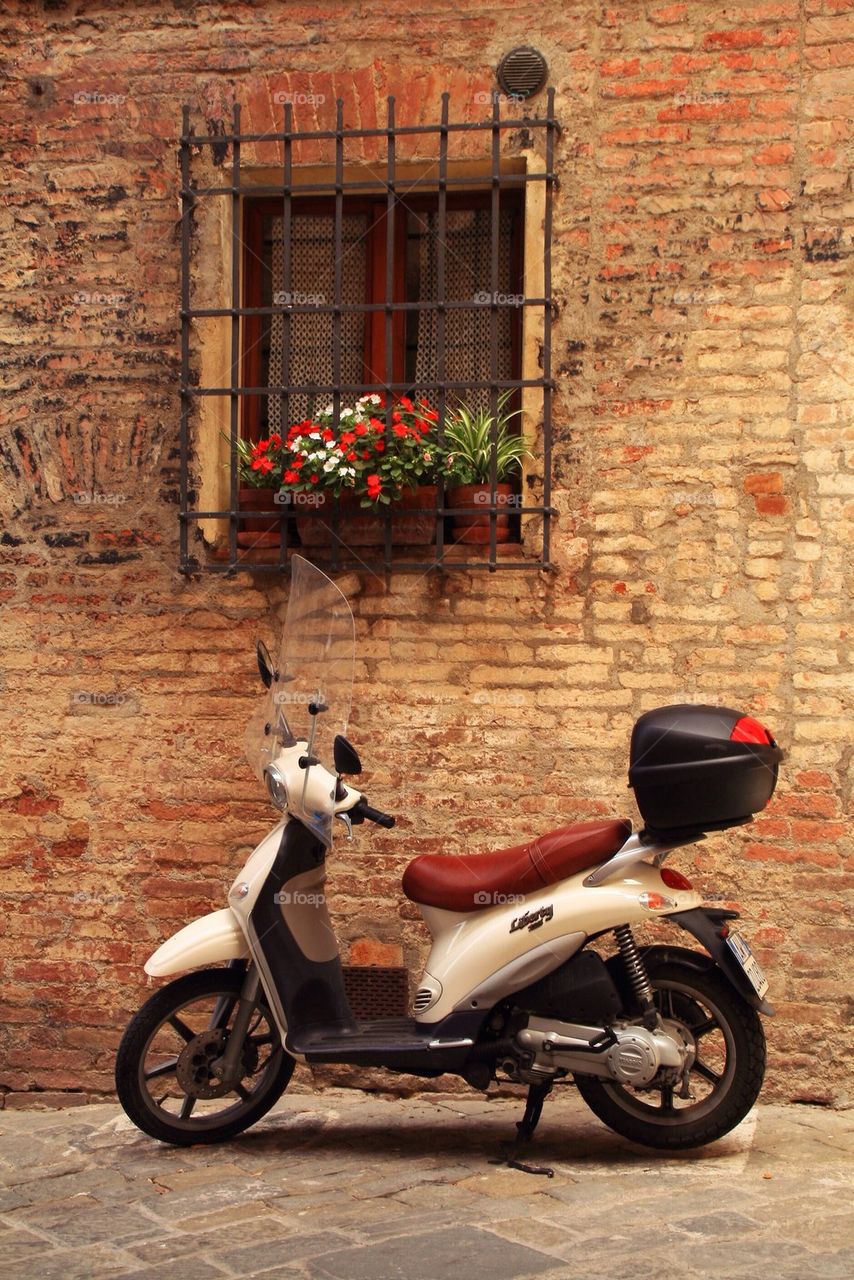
[116,967,295,1146]
[575,958,765,1150]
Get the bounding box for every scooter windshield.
[244,555,355,846]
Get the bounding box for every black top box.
[629,704,783,839]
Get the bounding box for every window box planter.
[296,485,438,549]
[448,483,514,544]
[237,486,283,548]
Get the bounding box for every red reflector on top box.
[730,716,775,746]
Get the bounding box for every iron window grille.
[179,92,558,575]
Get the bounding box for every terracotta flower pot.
[237,486,283,548]
[296,485,438,549]
[448,483,514,544]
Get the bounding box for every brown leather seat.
[402,818,632,913]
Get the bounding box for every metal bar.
[178,105,192,573]
[278,101,293,572]
[228,102,241,571]
[487,95,501,571]
[186,377,554,396]
[197,558,546,575]
[184,504,555,520]
[383,95,396,574]
[180,117,558,146]
[179,175,554,201]
[330,98,346,575]
[179,174,554,201]
[542,87,556,569]
[435,92,449,564]
[182,297,549,319]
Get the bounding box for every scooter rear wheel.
[116,967,294,1146]
[574,959,765,1150]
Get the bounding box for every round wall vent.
[497,47,548,100]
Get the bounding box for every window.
[179,95,557,574]
[242,194,522,438]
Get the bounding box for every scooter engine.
[604,1030,661,1086]
[516,1016,687,1085]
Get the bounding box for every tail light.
[661,866,693,891]
[730,715,776,746]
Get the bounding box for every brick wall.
[1,0,851,1107]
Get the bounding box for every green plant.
[443,392,530,485]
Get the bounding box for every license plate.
[726,931,769,999]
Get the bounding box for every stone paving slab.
[0,1089,851,1279]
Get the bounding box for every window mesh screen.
[412,208,515,411]
[268,213,368,429]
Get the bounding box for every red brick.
[704,29,766,50]
[795,771,835,791]
[348,938,403,966]
[754,494,789,515]
[744,472,784,494]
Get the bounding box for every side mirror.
[256,639,275,689]
[333,734,362,776]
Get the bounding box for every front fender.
[144,907,249,977]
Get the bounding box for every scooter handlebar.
[350,799,396,829]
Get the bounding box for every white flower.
[322,458,338,473]
[323,403,334,416]
[308,431,321,440]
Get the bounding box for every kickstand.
[489,1080,555,1178]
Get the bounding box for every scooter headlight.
[264,763,289,812]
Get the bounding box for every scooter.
[116,555,782,1160]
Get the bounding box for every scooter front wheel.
[574,959,765,1150]
[116,967,294,1146]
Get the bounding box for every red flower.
[283,469,299,484]
[392,424,408,438]
[374,440,385,453]
[310,474,319,484]
[399,395,414,411]
[368,417,384,432]
[340,431,356,445]
[346,450,357,461]
[251,457,274,474]
[321,428,334,442]
[355,423,368,437]
[269,433,282,448]
[362,449,371,460]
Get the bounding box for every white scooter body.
[145,811,701,1042]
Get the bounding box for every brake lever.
[336,812,354,841]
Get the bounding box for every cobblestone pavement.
[0,1090,850,1280]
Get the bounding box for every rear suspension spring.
[614,924,655,1015]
